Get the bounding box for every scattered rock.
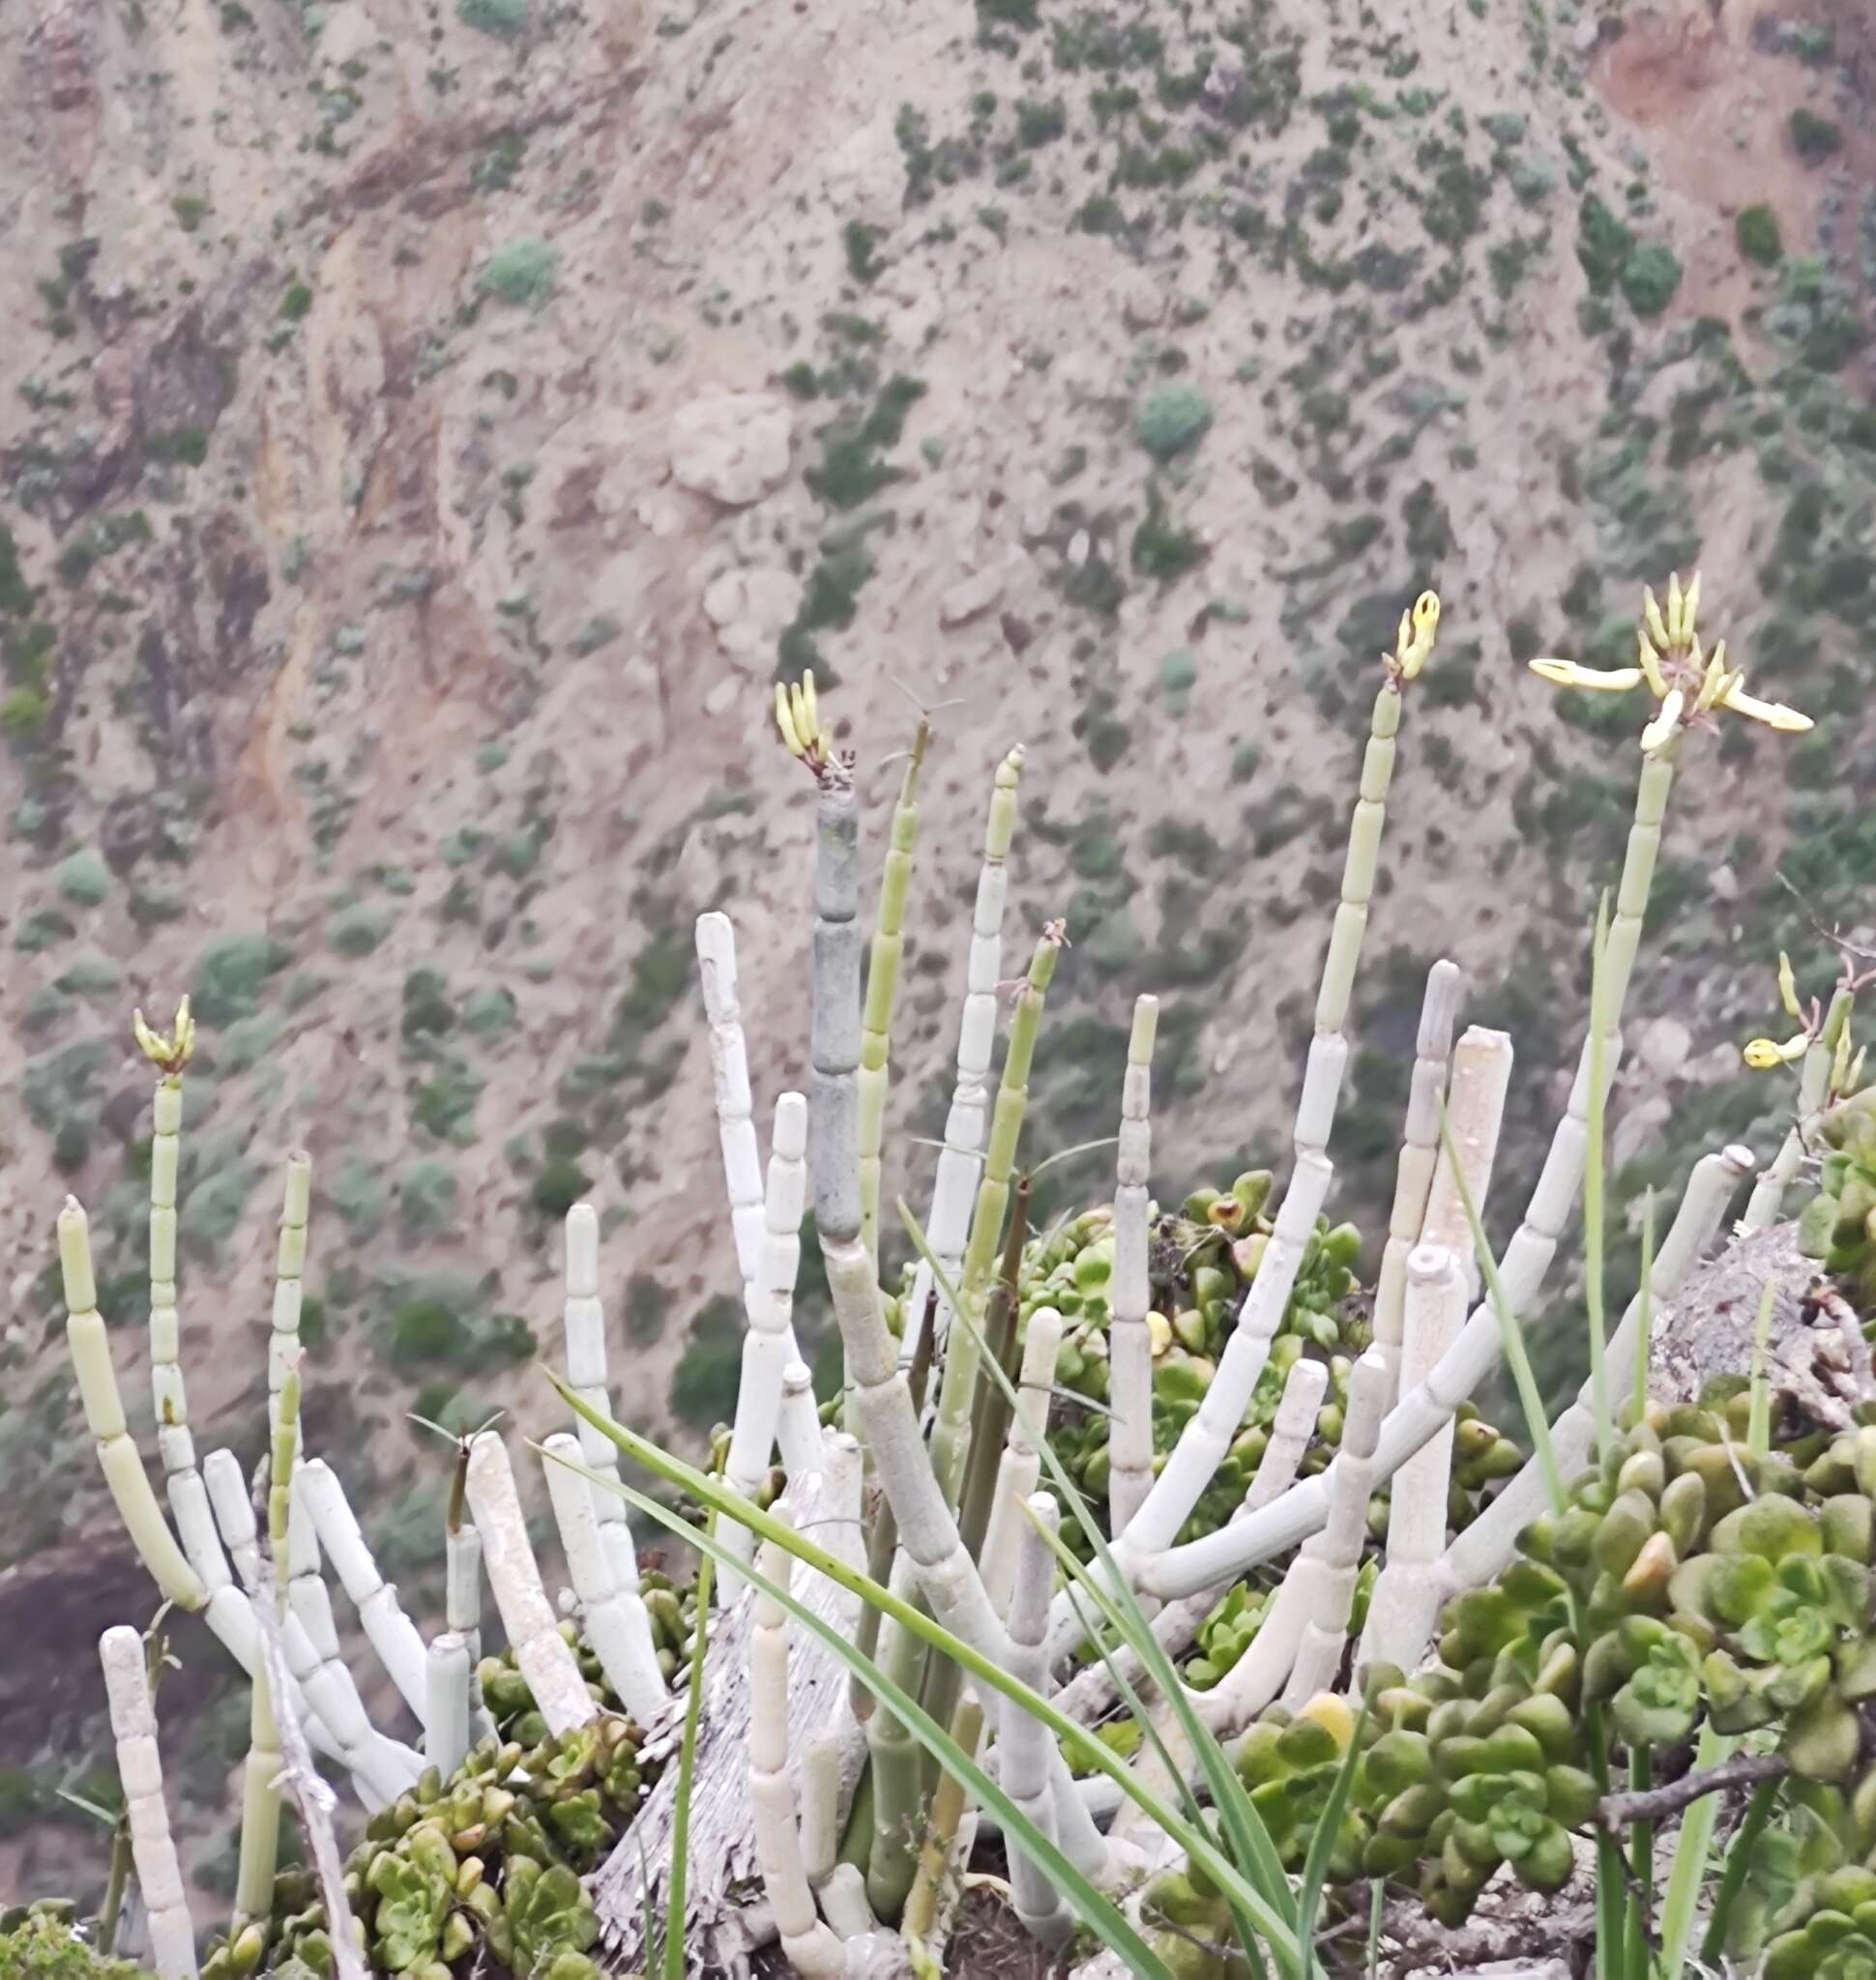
[1636,1015,1692,1079]
[1611,1093,1672,1171]
[702,565,804,667]
[670,392,792,507]
[940,562,1009,627]
[821,115,909,230]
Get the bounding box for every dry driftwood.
[594,1466,868,1977]
[598,1220,1871,1977]
[1649,1222,1876,1430]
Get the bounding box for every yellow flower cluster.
[1530,570,1811,757]
[132,997,196,1077]
[1743,950,1866,1092]
[1389,590,1441,683]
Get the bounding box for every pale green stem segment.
[928,928,1062,1510]
[1743,987,1853,1231]
[1657,1721,1739,1979]
[903,745,1024,1369]
[1316,681,1401,1037]
[865,1558,930,1919]
[149,1076,191,1478]
[859,718,930,1267]
[61,1200,207,1614]
[1584,892,1614,1469]
[1107,996,1159,1537]
[235,1366,299,1923]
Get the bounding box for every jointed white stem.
[215,1456,418,1808]
[1437,1144,1754,1599]
[297,1460,429,1723]
[1004,1496,1070,1945]
[748,1519,846,1980]
[1114,1151,1334,1562]
[980,1308,1064,1615]
[722,1092,809,1594]
[100,1625,197,1980]
[1372,961,1465,1402]
[697,911,768,1296]
[425,1631,472,1778]
[1357,1246,1469,1680]
[902,746,1023,1367]
[558,1204,642,1599]
[1107,997,1158,1538]
[465,1433,597,1737]
[1134,1032,1629,1609]
[541,1432,670,1726]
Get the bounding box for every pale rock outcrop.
[671,393,794,507]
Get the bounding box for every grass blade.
[539,1382,1303,1970]
[1584,890,1613,1466]
[665,1529,713,1980]
[1296,1702,1366,1980]
[1435,1102,1565,1518]
[894,1195,1300,1963]
[1657,1721,1741,1978]
[607,1466,1180,1980]
[1632,1188,1655,1423]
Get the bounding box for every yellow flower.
[774,669,835,770]
[1390,589,1441,682]
[1527,569,1813,756]
[1147,1310,1173,1357]
[132,997,196,1076]
[1744,1034,1809,1069]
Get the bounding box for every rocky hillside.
[2,0,1873,1912]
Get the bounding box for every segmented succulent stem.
[1114,1150,1334,1564]
[1107,996,1159,1537]
[747,1519,847,1979]
[235,1367,299,1926]
[464,1432,597,1737]
[62,1200,206,1615]
[979,1307,1065,1615]
[100,1624,197,1979]
[928,926,1062,1510]
[424,1631,472,1780]
[696,911,768,1296]
[1357,1246,1470,1679]
[226,1456,420,1808]
[1279,1351,1389,1707]
[1129,749,1678,1613]
[777,1359,826,1483]
[1439,1143,1755,1600]
[905,1305,1066,1945]
[858,718,930,1267]
[557,1203,648,1602]
[1743,988,1852,1231]
[297,1459,429,1721]
[863,1553,930,1920]
[148,1077,191,1477]
[1052,1356,1330,1730]
[912,1193,1031,1813]
[722,1092,809,1593]
[902,745,1024,1368]
[900,1693,983,1961]
[1360,1030,1512,1666]
[541,1432,670,1726]
[1004,1496,1070,1946]
[1295,680,1407,1161]
[1371,960,1465,1401]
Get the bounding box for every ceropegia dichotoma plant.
[41,573,1851,1980]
